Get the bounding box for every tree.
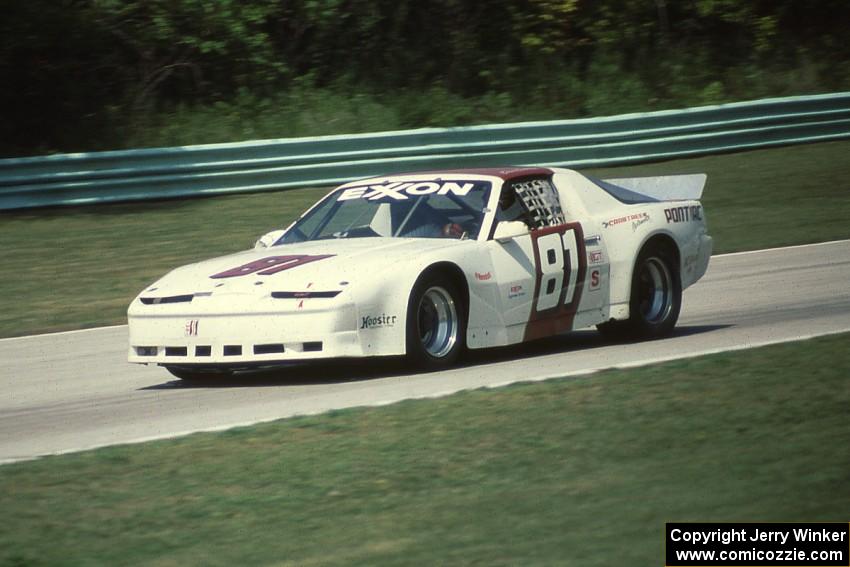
[89,0,284,115]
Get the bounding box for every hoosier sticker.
[360,313,398,330]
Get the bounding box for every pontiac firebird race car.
[127,167,711,380]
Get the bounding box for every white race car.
[128,167,711,380]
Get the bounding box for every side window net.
[512,178,565,228]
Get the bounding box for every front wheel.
[406,274,466,370]
[598,245,681,340]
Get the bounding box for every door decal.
[524,223,586,341]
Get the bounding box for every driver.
[403,221,465,239]
[496,188,529,225]
[399,200,468,239]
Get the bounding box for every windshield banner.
[337,181,477,201]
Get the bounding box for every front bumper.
[127,299,365,366]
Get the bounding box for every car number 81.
[534,228,580,312]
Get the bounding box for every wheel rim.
[638,257,673,324]
[417,286,458,358]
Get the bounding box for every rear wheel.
[598,244,681,340]
[406,274,466,370]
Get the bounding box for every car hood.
[139,237,467,298]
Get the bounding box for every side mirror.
[493,221,529,243]
[253,229,286,250]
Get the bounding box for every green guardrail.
[1,92,849,210]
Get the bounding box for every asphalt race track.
[2,240,849,464]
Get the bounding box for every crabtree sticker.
[337,181,476,201]
[603,212,649,230]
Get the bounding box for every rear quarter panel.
[600,200,711,311]
[552,169,711,320]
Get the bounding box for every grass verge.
[2,332,848,566]
[1,140,848,338]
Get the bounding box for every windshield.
[279,179,492,243]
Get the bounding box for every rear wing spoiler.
[599,174,707,202]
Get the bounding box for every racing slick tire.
[598,243,681,340]
[406,273,466,370]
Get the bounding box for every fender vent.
[271,291,341,299]
[140,294,194,305]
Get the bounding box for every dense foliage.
[2,0,848,156]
